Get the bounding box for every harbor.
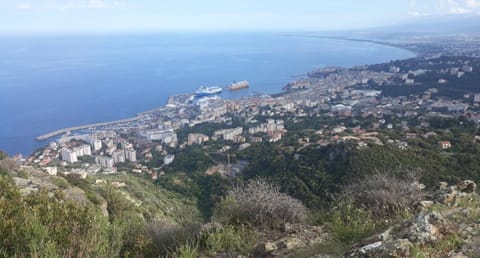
[36,116,141,141]
[35,82,249,142]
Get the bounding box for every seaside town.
[6,1,480,256]
[18,34,480,181]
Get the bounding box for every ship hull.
[195,92,221,98]
[229,80,249,91]
[195,86,223,98]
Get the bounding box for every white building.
[91,139,102,152]
[61,148,78,163]
[187,133,210,145]
[164,154,175,165]
[474,94,480,103]
[143,129,178,147]
[125,149,137,162]
[112,150,126,164]
[103,138,115,149]
[239,143,251,150]
[95,156,115,168]
[214,127,243,141]
[249,120,285,135]
[120,141,133,150]
[73,145,92,157]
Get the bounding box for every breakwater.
[36,116,141,141]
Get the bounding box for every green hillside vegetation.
[92,173,201,224]
[238,140,480,210]
[0,157,201,257]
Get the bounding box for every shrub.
[175,241,199,258]
[51,177,70,189]
[98,185,136,222]
[63,173,90,190]
[17,170,29,179]
[0,175,125,257]
[214,178,307,229]
[144,222,201,257]
[330,203,385,244]
[203,225,257,255]
[339,172,424,217]
[0,158,19,173]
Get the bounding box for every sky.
[0,0,479,34]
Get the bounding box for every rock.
[448,252,469,258]
[358,241,382,254]
[349,239,414,258]
[253,224,327,258]
[347,180,480,258]
[13,177,31,187]
[408,211,451,244]
[367,239,414,258]
[412,181,426,190]
[433,180,477,207]
[382,239,414,257]
[416,200,435,213]
[456,180,476,193]
[19,187,39,196]
[438,182,449,189]
[461,236,480,257]
[253,242,277,257]
[419,200,434,208]
[280,237,304,250]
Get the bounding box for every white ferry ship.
[195,86,223,97]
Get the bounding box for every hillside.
[0,154,201,257]
[2,148,479,257]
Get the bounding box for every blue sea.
[0,32,415,156]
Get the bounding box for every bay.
[0,32,414,155]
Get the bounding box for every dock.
[36,116,141,141]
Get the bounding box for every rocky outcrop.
[253,223,328,258]
[11,166,92,204]
[433,180,477,206]
[347,180,480,258]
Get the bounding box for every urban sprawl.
[17,34,480,181]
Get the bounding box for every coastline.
[34,36,417,143]
[291,34,420,56]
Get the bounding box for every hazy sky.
[1,0,479,34]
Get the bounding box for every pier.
[36,116,141,141]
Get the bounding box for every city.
[21,34,480,184]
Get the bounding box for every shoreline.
[291,34,420,56]
[33,35,416,143]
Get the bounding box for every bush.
[328,172,421,244]
[175,241,199,258]
[330,203,386,244]
[0,175,123,257]
[214,178,308,229]
[98,186,136,222]
[0,158,19,173]
[144,222,201,257]
[339,172,424,217]
[203,225,257,255]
